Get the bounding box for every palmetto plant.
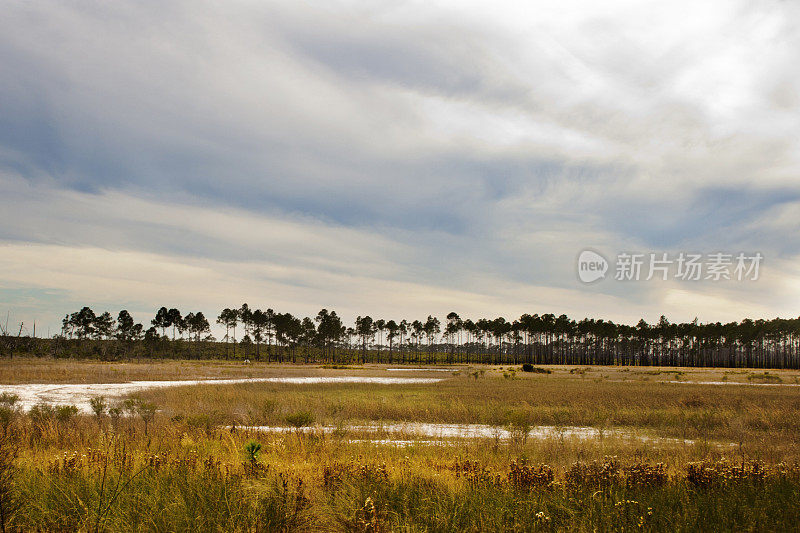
[244,440,261,465]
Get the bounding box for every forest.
[2,304,800,368]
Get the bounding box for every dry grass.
[124,369,800,464]
[0,358,392,384]
[3,359,800,461]
[4,357,800,385]
[3,417,800,531]
[3,359,800,530]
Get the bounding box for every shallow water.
[346,439,448,447]
[0,376,443,413]
[235,422,695,445]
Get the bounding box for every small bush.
[285,411,314,431]
[505,410,532,445]
[521,364,551,374]
[122,398,139,417]
[89,396,107,418]
[29,403,55,425]
[565,457,621,490]
[748,372,783,384]
[136,401,157,435]
[108,406,123,424]
[0,393,19,407]
[0,396,20,436]
[508,460,555,489]
[569,367,591,375]
[55,405,79,424]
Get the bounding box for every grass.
[0,358,393,384]
[748,371,784,383]
[2,358,800,530]
[3,422,800,531]
[132,373,800,459]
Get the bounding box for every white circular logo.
[577,250,608,283]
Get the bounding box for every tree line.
[4,305,800,368]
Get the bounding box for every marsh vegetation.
[1,360,800,530]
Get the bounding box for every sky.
[1,0,800,336]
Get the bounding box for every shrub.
[508,460,554,490]
[108,406,122,425]
[55,405,79,424]
[184,414,211,433]
[285,411,314,432]
[0,394,19,407]
[569,367,591,375]
[565,457,621,490]
[122,399,139,417]
[29,403,55,426]
[136,401,157,435]
[521,364,551,374]
[89,396,107,418]
[505,410,532,445]
[748,372,783,384]
[0,397,20,437]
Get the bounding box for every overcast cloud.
[1,0,799,334]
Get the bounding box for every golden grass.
[0,358,392,384]
[128,372,800,464]
[4,357,800,384]
[4,418,800,531]
[3,359,800,530]
[4,358,800,463]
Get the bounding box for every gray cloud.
[1,0,799,333]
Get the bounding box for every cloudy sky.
[1,0,799,335]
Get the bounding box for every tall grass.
[3,361,800,530]
[5,417,800,531]
[131,372,800,461]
